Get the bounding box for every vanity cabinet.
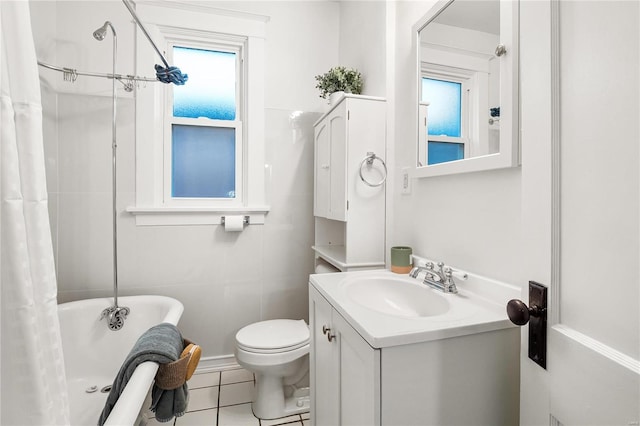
[313,95,386,272]
[309,280,520,426]
[309,286,380,426]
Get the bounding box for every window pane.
[428,141,464,165]
[422,77,462,137]
[172,125,236,198]
[173,46,236,120]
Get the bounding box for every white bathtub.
[58,295,184,426]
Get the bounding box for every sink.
[344,276,450,318]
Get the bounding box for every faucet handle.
[446,267,468,281]
[442,267,459,293]
[444,267,458,283]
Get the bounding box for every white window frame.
[128,3,269,226]
[164,40,244,207]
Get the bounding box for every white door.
[309,287,340,426]
[328,105,347,221]
[314,120,330,218]
[520,1,639,425]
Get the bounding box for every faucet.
[410,261,444,281]
[100,305,130,331]
[410,261,458,294]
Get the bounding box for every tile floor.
[147,367,310,426]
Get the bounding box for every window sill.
[126,205,270,226]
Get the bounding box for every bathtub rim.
[58,295,184,326]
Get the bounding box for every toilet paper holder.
[221,215,250,226]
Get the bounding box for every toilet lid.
[236,319,309,351]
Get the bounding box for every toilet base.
[251,377,310,420]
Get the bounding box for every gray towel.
[151,382,189,423]
[98,323,188,426]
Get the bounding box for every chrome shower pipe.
[94,21,129,329]
[121,0,171,69]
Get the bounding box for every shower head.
[93,21,113,41]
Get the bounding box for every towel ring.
[359,152,387,187]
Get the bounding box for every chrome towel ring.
[359,152,387,187]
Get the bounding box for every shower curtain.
[1,2,70,424]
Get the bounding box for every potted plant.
[315,66,363,104]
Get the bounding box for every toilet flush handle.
[322,325,336,342]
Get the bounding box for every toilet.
[234,319,310,420]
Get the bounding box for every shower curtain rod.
[37,60,158,88]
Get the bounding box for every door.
[328,104,347,221]
[309,287,339,426]
[314,104,348,222]
[314,120,330,218]
[333,313,380,425]
[520,1,639,425]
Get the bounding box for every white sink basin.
[345,276,450,318]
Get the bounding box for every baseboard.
[195,354,239,374]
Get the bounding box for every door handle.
[507,281,547,369]
[507,299,544,325]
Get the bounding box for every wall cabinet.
[309,284,520,426]
[312,95,386,272]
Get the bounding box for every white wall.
[390,1,524,286]
[338,1,386,98]
[30,0,340,361]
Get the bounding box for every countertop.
[309,269,520,348]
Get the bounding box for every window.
[167,45,242,202]
[129,4,268,226]
[422,77,462,137]
[421,74,469,165]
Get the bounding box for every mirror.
[414,0,519,178]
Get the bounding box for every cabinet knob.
[322,325,336,342]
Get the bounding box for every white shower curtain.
[1,2,70,424]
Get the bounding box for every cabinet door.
[327,105,347,221]
[309,288,339,426]
[310,287,381,426]
[333,313,380,426]
[314,120,330,218]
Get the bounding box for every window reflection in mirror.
[417,0,501,167]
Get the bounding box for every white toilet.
[234,319,310,420]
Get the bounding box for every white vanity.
[308,268,520,425]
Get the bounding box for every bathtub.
[58,295,184,426]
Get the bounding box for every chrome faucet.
[410,261,459,294]
[410,261,444,281]
[100,305,130,331]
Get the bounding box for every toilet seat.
[235,342,309,367]
[237,340,308,354]
[236,319,309,354]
